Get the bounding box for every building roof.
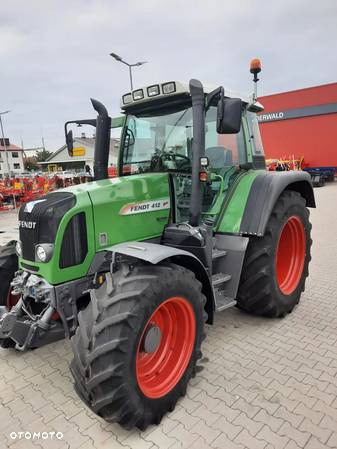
[41,137,120,165]
[261,81,337,99]
[0,142,23,152]
[260,81,337,111]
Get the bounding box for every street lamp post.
[0,110,11,176]
[110,52,147,91]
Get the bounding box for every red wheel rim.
[136,296,196,399]
[276,215,306,295]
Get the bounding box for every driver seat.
[202,146,232,212]
[205,146,233,173]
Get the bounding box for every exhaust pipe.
[189,79,205,227]
[90,98,111,181]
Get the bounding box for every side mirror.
[66,130,74,156]
[64,118,96,157]
[217,96,242,134]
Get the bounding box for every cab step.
[215,292,237,311]
[212,272,232,287]
[212,272,236,311]
[212,248,227,259]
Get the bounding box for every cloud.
[0,26,27,57]
[0,0,336,150]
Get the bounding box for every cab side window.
[246,111,265,156]
[205,107,246,170]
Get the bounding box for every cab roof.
[121,80,264,112]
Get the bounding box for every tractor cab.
[119,81,265,223]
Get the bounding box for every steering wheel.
[150,150,191,171]
[169,153,191,170]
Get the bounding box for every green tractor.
[0,67,314,429]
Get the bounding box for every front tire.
[70,263,205,430]
[237,190,312,317]
[0,241,18,307]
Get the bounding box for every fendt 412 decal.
[119,198,170,215]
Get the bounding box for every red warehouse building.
[258,82,337,169]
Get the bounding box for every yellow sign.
[48,164,58,172]
[72,147,86,157]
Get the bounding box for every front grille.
[19,192,76,261]
[60,212,88,268]
[21,263,39,272]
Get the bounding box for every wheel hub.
[142,324,161,353]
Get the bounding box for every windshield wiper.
[160,109,190,152]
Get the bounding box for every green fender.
[216,170,315,236]
[95,241,216,324]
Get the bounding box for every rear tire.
[70,263,205,430]
[237,190,312,317]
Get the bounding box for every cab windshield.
[120,103,247,175]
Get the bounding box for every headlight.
[36,245,47,262]
[132,89,144,101]
[147,85,160,97]
[162,82,176,94]
[16,241,22,257]
[35,244,54,263]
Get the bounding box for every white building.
[0,138,25,178]
[41,134,120,173]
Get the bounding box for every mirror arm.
[65,119,97,129]
[205,86,223,112]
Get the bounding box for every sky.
[1,0,337,152]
